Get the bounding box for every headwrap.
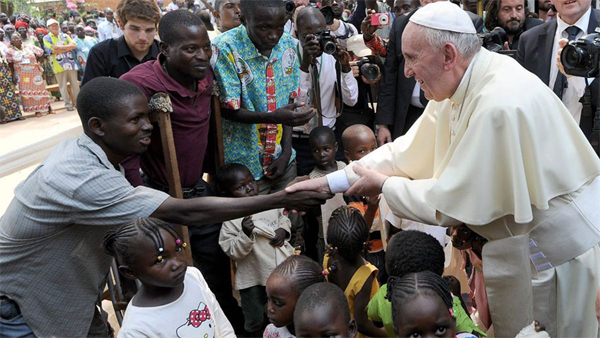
[3,24,14,30]
[35,28,48,36]
[83,26,95,33]
[14,21,28,30]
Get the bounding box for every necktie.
[552,26,581,99]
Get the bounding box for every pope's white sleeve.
[382,177,462,227]
[326,170,351,193]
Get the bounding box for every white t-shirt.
[117,267,235,338]
[264,324,296,338]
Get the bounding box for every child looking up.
[341,124,387,284]
[217,163,295,336]
[264,255,325,338]
[308,126,348,262]
[103,217,235,337]
[386,271,460,338]
[367,230,485,337]
[294,282,357,338]
[324,206,387,337]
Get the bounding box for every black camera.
[478,27,508,53]
[317,30,337,55]
[560,28,600,78]
[320,5,335,25]
[356,57,381,82]
[284,0,295,15]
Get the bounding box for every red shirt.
[120,54,214,188]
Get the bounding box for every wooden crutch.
[148,92,193,266]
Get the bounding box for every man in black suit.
[373,0,483,145]
[517,0,599,141]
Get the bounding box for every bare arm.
[221,102,315,126]
[51,44,77,53]
[354,273,389,337]
[150,190,331,226]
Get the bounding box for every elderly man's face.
[402,23,449,101]
[497,0,526,35]
[553,0,591,24]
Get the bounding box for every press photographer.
[560,28,600,155]
[484,0,542,50]
[294,6,359,175]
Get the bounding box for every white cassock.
[327,48,600,337]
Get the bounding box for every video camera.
[478,27,508,53]
[317,30,337,55]
[560,28,599,78]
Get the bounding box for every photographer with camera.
[484,0,542,50]
[322,0,360,48]
[518,0,599,141]
[293,6,359,176]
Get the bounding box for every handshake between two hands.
[282,165,390,215]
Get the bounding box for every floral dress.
[0,53,21,121]
[6,44,51,113]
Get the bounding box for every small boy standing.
[341,124,387,284]
[217,163,294,336]
[308,127,347,262]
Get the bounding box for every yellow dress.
[324,254,380,338]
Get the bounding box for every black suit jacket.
[376,8,483,139]
[517,8,599,137]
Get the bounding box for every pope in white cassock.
[287,2,600,337]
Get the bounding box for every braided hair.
[385,230,445,278]
[326,206,370,262]
[103,217,182,267]
[386,271,454,333]
[272,255,325,295]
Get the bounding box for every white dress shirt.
[550,6,592,124]
[97,20,123,42]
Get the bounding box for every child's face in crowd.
[244,6,288,55]
[226,169,259,197]
[295,305,357,338]
[344,131,377,162]
[266,273,299,328]
[393,294,456,338]
[125,228,188,289]
[310,135,338,170]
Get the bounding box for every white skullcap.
[409,1,476,34]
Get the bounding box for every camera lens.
[360,63,380,81]
[561,44,585,69]
[322,40,337,55]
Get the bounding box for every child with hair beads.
[263,255,325,338]
[341,124,387,285]
[387,271,479,338]
[103,217,235,337]
[294,282,358,338]
[307,126,347,263]
[324,206,387,337]
[367,230,485,337]
[217,163,295,336]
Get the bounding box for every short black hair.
[240,0,284,20]
[215,163,252,196]
[103,217,183,267]
[294,282,351,324]
[295,5,325,27]
[77,77,145,131]
[386,230,445,277]
[309,126,336,146]
[158,9,205,45]
[272,255,325,295]
[386,271,453,333]
[327,206,370,261]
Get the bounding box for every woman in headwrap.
[2,24,13,45]
[0,38,22,123]
[15,20,34,46]
[6,33,52,118]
